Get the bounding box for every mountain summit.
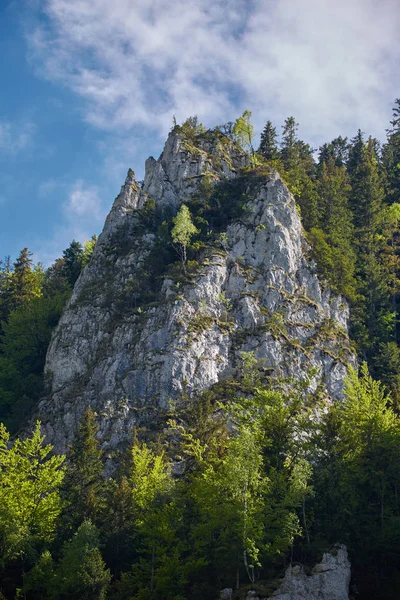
[39,125,355,453]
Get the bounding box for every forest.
[0,99,400,599]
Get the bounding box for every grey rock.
[271,544,350,600]
[38,129,356,453]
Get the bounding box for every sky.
[0,0,400,265]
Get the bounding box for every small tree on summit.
[171,204,199,272]
[233,110,255,156]
[258,120,279,161]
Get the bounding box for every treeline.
[1,363,400,599]
[0,237,96,430]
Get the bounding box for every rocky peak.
[38,127,356,454]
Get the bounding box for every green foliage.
[233,110,255,156]
[307,228,356,298]
[171,204,199,269]
[23,550,55,600]
[309,365,400,598]
[2,105,400,599]
[61,408,104,533]
[0,422,65,561]
[0,292,68,429]
[55,521,110,600]
[62,240,84,286]
[383,98,400,204]
[258,121,279,161]
[175,116,205,142]
[80,235,98,268]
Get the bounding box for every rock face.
[269,544,351,600]
[39,127,356,453]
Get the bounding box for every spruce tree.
[279,117,318,230]
[62,240,84,286]
[383,98,400,204]
[55,521,111,600]
[258,120,279,160]
[10,248,42,310]
[310,155,356,298]
[61,408,104,532]
[318,136,349,167]
[280,116,299,170]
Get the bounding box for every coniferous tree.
[258,120,279,160]
[62,240,84,286]
[280,117,319,230]
[0,256,13,332]
[0,293,66,428]
[10,248,42,310]
[318,136,349,167]
[348,132,384,247]
[308,154,356,297]
[61,408,104,533]
[55,521,111,600]
[347,132,393,364]
[383,98,400,204]
[280,116,299,170]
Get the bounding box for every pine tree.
[0,256,13,336]
[0,293,67,429]
[61,408,104,532]
[348,133,384,246]
[10,248,42,310]
[318,136,349,167]
[55,521,111,600]
[383,98,400,204]
[258,120,279,160]
[346,132,394,367]
[310,155,356,297]
[62,240,84,286]
[279,117,318,230]
[280,116,299,170]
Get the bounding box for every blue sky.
[1,0,400,266]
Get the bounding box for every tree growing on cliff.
[171,204,199,272]
[258,120,279,161]
[233,110,255,159]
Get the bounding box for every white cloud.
[65,180,102,220]
[26,0,400,147]
[34,179,107,265]
[0,120,36,154]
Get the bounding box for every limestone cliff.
[39,127,356,453]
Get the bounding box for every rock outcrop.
[38,127,356,453]
[269,544,351,600]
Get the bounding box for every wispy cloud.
[34,179,106,265]
[0,120,36,154]
[65,180,102,221]
[26,0,400,146]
